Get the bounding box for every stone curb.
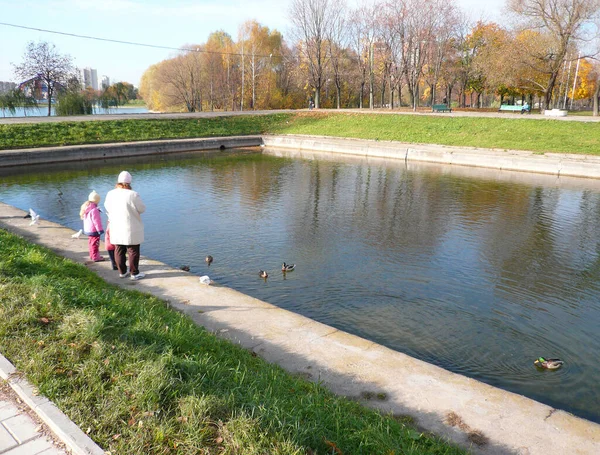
[4,133,600,180]
[0,354,105,455]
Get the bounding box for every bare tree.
[509,0,600,109]
[290,0,337,108]
[424,2,460,107]
[159,49,203,112]
[326,1,348,108]
[13,41,74,116]
[348,2,380,109]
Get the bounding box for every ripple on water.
[1,151,600,423]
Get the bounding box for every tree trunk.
[359,82,364,109]
[545,70,559,110]
[593,79,600,116]
[47,86,52,116]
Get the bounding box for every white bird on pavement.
[71,229,83,239]
[199,276,213,285]
[28,209,40,226]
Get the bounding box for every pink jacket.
[83,203,104,237]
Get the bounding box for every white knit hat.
[88,190,101,203]
[118,171,132,184]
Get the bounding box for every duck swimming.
[205,255,213,266]
[282,262,296,272]
[259,270,268,279]
[180,265,190,272]
[534,357,564,370]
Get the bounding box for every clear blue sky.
[0,0,504,87]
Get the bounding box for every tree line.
[140,0,600,113]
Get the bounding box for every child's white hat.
[88,190,101,203]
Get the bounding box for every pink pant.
[88,236,102,261]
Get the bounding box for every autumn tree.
[13,41,75,116]
[348,2,379,108]
[202,32,234,111]
[508,0,600,109]
[161,48,204,112]
[290,0,339,108]
[326,3,348,109]
[238,21,283,110]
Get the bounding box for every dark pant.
[115,244,141,275]
[107,249,117,270]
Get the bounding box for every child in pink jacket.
[80,190,105,262]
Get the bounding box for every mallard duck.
[534,357,564,370]
[180,265,190,272]
[259,270,268,279]
[282,262,296,272]
[205,255,213,266]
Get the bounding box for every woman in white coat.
[104,171,146,280]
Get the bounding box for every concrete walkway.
[0,355,104,455]
[0,387,67,455]
[0,202,599,455]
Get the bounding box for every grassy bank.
[0,229,465,455]
[0,114,292,150]
[272,112,600,155]
[1,111,599,155]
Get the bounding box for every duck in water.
[282,262,296,272]
[205,255,213,266]
[534,357,564,370]
[259,270,268,279]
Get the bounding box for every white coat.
[104,188,146,245]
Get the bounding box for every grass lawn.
[0,229,465,455]
[272,112,600,155]
[0,114,292,150]
[1,111,599,155]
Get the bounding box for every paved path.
[0,384,67,455]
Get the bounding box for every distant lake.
[0,105,149,118]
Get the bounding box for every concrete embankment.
[0,203,599,455]
[263,135,600,179]
[0,136,262,167]
[4,134,600,179]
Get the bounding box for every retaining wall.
[0,136,263,167]
[262,135,600,179]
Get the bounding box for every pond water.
[1,148,599,424]
[0,106,149,118]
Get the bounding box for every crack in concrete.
[544,408,557,421]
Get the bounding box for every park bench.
[499,104,530,113]
[432,104,452,113]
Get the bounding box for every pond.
[0,105,149,118]
[1,148,599,424]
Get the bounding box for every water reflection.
[1,148,600,423]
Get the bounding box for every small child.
[80,190,105,262]
[105,221,118,270]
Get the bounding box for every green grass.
[1,111,599,155]
[0,229,465,455]
[0,114,292,150]
[272,112,600,155]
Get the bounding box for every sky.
[0,0,505,87]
